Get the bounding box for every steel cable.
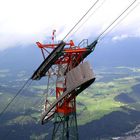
[62,0,100,41]
[0,78,32,118]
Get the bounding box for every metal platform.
[31,40,97,80]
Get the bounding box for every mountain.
[0,45,42,73]
[0,36,140,140]
[0,37,140,73]
[89,37,140,67]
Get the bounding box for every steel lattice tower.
[31,31,97,140]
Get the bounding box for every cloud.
[112,34,129,42]
[0,0,140,50]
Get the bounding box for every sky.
[0,0,140,51]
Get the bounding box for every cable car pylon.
[31,30,97,139]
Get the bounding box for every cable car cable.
[100,1,140,41]
[0,78,32,118]
[97,0,137,40]
[67,0,106,41]
[62,0,100,41]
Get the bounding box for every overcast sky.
[0,0,140,50]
